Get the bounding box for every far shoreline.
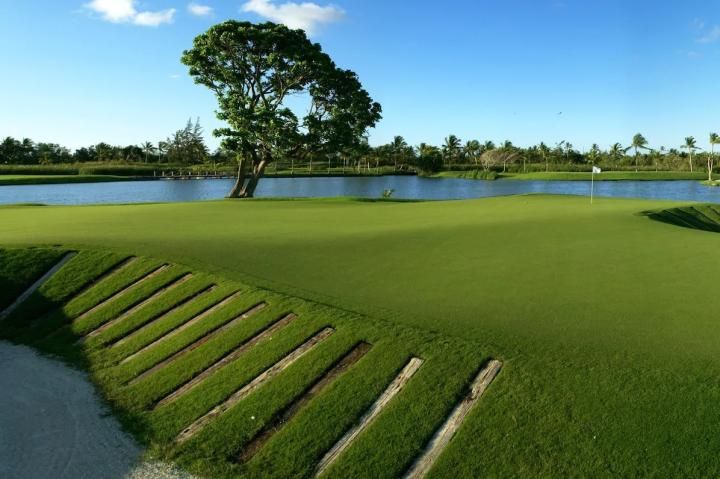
[2,169,718,187]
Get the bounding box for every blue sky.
[1,0,720,151]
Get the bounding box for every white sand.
[0,341,195,479]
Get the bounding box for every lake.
[0,176,719,205]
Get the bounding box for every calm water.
[0,176,719,205]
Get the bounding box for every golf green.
[2,194,720,477]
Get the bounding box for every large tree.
[181,21,381,198]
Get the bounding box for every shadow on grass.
[642,203,720,233]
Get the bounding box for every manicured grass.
[3,195,720,476]
[0,174,149,186]
[500,170,713,181]
[0,247,66,310]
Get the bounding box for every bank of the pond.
[438,170,714,181]
[0,175,150,186]
[0,171,411,186]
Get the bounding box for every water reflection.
[0,176,718,205]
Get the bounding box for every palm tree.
[391,135,408,171]
[464,140,481,167]
[157,141,168,163]
[483,140,496,152]
[631,134,648,171]
[538,142,551,172]
[442,135,461,166]
[587,144,601,165]
[608,143,625,170]
[141,141,155,163]
[682,136,700,172]
[707,134,719,179]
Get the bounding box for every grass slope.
[2,195,720,476]
[0,248,493,479]
[0,247,67,309]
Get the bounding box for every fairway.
[3,194,720,476]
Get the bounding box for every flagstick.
[590,170,594,205]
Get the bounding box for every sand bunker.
[0,341,193,479]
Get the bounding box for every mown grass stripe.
[175,326,334,444]
[152,312,296,405]
[237,341,372,463]
[111,285,217,349]
[315,356,424,477]
[403,360,502,479]
[73,264,169,324]
[0,252,76,321]
[82,273,194,341]
[128,302,268,388]
[60,256,138,312]
[120,290,242,365]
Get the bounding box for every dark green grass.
[83,274,214,349]
[4,195,720,476]
[1,250,129,337]
[97,284,239,366]
[0,247,66,309]
[16,257,163,345]
[645,203,720,233]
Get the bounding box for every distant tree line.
[3,128,720,179]
[366,132,720,177]
[0,119,216,166]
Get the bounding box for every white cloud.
[188,2,213,16]
[85,0,175,27]
[241,0,344,34]
[134,8,176,26]
[698,25,720,43]
[85,0,137,22]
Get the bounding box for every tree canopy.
[181,20,382,197]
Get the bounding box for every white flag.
[592,166,601,174]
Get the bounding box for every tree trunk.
[635,148,638,172]
[239,159,268,198]
[226,156,247,198]
[689,152,694,172]
[710,146,715,181]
